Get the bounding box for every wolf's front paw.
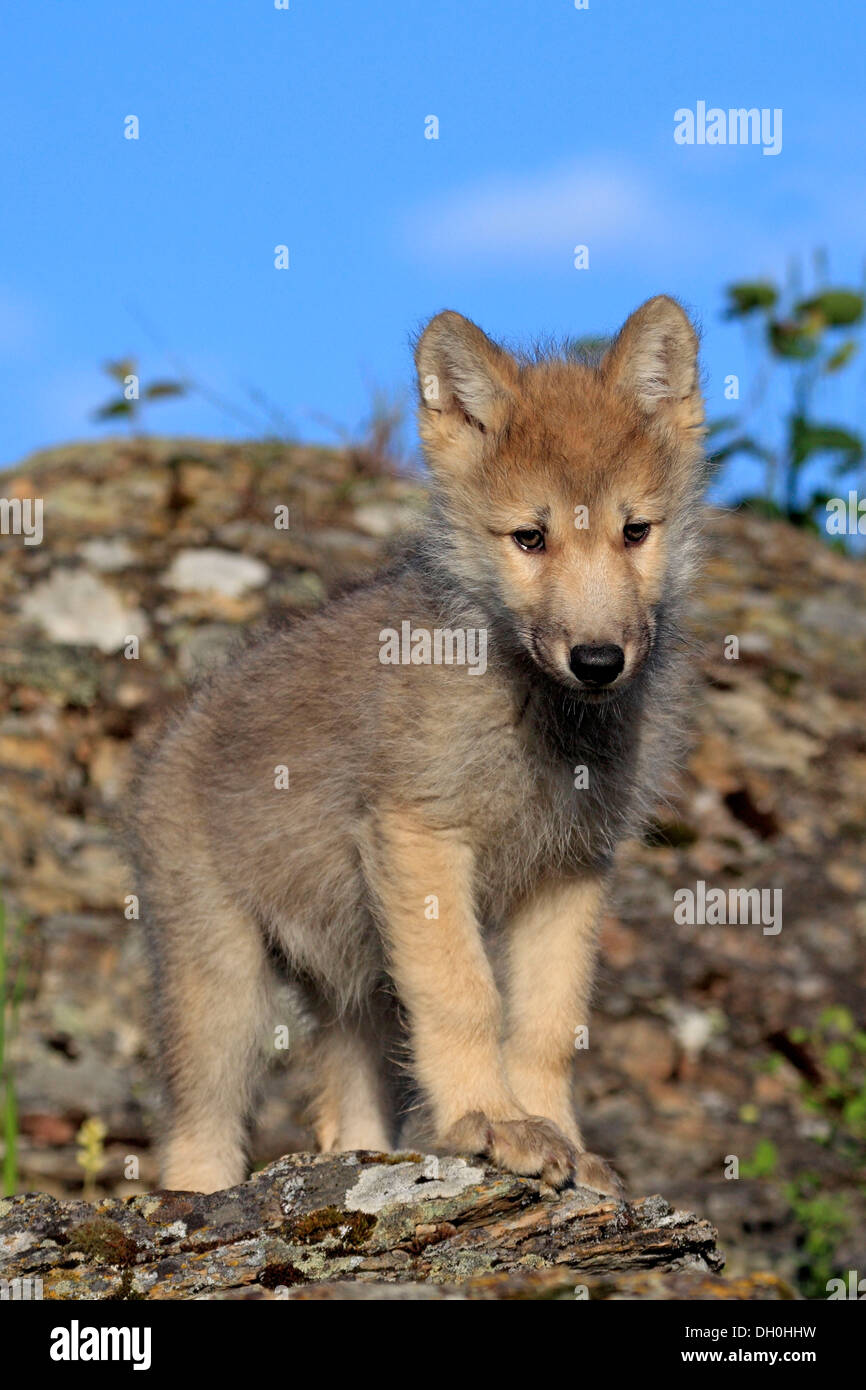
[574,1150,624,1198]
[442,1111,577,1189]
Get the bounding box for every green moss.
[358,1151,423,1165]
[117,1266,146,1301]
[68,1217,139,1268]
[287,1205,376,1249]
[259,1261,307,1289]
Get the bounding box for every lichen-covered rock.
[0,1149,743,1301]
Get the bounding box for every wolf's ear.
[414,311,518,472]
[602,296,704,435]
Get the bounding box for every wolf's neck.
[524,670,643,764]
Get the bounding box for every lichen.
[344,1155,486,1214]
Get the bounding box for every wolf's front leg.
[369,809,576,1188]
[502,873,622,1196]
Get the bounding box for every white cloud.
[403,158,688,265]
[402,153,866,276]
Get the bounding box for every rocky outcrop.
[0,1149,788,1301]
[1,436,864,1295]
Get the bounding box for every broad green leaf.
[824,1042,851,1076]
[143,380,186,400]
[843,1095,866,1124]
[819,1005,855,1033]
[825,339,858,372]
[724,281,778,317]
[92,398,134,421]
[796,289,864,327]
[789,415,863,470]
[769,320,819,360]
[103,357,137,382]
[708,434,774,466]
[742,1138,779,1178]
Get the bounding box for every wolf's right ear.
[414,311,518,473]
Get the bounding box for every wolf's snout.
[569,643,625,687]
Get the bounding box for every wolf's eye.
[623,521,650,546]
[513,528,545,552]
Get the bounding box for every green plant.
[76,1117,108,1200]
[790,1006,866,1145]
[92,357,186,431]
[744,1007,866,1297]
[740,1137,852,1298]
[310,382,410,481]
[710,255,865,525]
[348,385,408,477]
[785,1173,851,1299]
[739,1136,779,1178]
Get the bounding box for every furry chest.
[472,755,616,921]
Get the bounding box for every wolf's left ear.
[414,311,518,473]
[602,296,704,435]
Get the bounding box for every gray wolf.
[130,295,706,1194]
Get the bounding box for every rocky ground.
[0,435,864,1299]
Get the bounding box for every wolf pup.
[132,295,705,1194]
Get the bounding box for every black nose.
[569,643,625,686]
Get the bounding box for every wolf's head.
[414,296,706,696]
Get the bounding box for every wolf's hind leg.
[310,1008,394,1153]
[149,883,274,1194]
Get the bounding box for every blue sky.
[2,0,864,504]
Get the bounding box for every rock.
[271,570,327,608]
[77,538,136,572]
[162,547,269,598]
[0,1149,740,1301]
[605,1016,678,1084]
[18,570,147,654]
[173,622,241,677]
[353,501,418,537]
[273,1269,794,1301]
